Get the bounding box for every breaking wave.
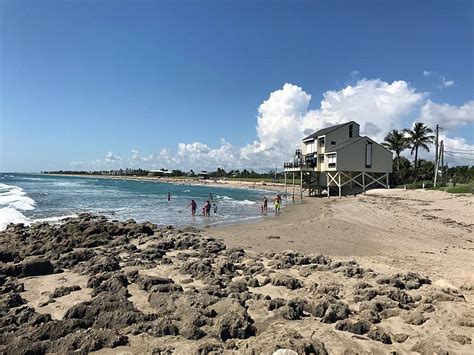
[0,183,36,211]
[214,195,257,205]
[0,183,36,230]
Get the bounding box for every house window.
[365,142,373,168]
[319,154,325,163]
[327,154,336,168]
[306,155,317,168]
[349,124,353,138]
[306,141,315,154]
[331,141,336,145]
[319,137,325,147]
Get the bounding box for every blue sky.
[1,0,473,172]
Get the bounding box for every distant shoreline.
[43,173,299,195]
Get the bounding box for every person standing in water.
[167,192,171,202]
[208,192,213,201]
[262,197,268,214]
[213,203,218,215]
[204,200,211,217]
[274,194,281,214]
[187,199,197,216]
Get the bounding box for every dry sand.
[206,188,473,288]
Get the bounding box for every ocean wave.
[0,207,30,230]
[33,214,77,224]
[20,177,44,181]
[0,207,77,231]
[52,181,84,188]
[231,199,257,205]
[0,183,36,211]
[214,195,257,205]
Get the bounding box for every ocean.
[0,173,282,231]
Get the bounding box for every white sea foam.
[32,214,77,224]
[0,207,30,230]
[0,183,36,211]
[0,183,37,231]
[214,195,257,205]
[51,181,84,188]
[231,199,257,205]
[0,208,77,231]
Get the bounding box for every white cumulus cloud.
[303,79,425,142]
[440,76,455,88]
[73,79,473,171]
[440,136,474,166]
[419,100,474,130]
[104,151,120,163]
[130,149,140,161]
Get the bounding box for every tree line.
[42,168,284,180]
[382,122,473,186]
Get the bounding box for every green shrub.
[446,185,474,194]
[405,180,433,189]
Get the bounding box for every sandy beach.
[207,188,473,286]
[1,188,473,354]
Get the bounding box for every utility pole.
[434,124,439,187]
[439,140,444,184]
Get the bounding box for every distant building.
[284,121,393,197]
[198,171,210,180]
[148,169,173,177]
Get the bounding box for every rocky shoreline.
[0,214,471,354]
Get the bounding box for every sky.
[1,0,473,172]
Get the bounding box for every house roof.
[325,137,364,152]
[303,121,356,141]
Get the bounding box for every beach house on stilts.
[283,121,393,198]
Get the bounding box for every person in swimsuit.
[205,201,211,217]
[187,199,197,216]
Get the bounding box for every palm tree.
[404,122,435,171]
[382,129,409,172]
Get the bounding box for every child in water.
[213,204,218,215]
[274,195,281,213]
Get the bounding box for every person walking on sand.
[187,199,197,216]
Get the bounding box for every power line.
[444,156,472,167]
[444,146,474,152]
[444,151,474,162]
[444,151,474,158]
[445,150,474,156]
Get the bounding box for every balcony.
[284,159,316,172]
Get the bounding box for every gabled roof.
[303,121,357,141]
[325,137,364,152]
